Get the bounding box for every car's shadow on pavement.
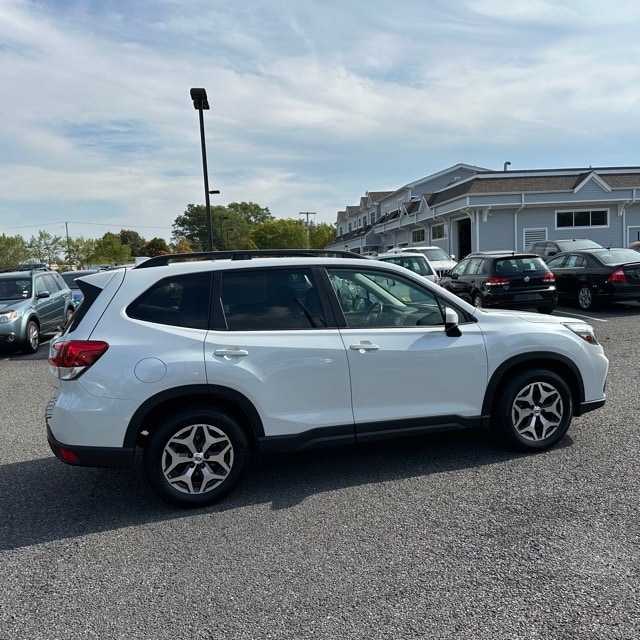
[0,340,51,361]
[0,430,573,551]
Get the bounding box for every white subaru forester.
[46,250,609,507]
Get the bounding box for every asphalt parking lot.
[1,304,639,640]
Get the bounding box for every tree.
[67,236,97,268]
[27,230,65,265]
[251,219,308,249]
[227,202,273,226]
[119,230,146,257]
[92,232,131,264]
[172,201,274,251]
[142,237,170,257]
[0,234,30,269]
[309,222,336,249]
[173,237,193,253]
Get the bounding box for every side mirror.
[36,290,50,299]
[450,254,455,260]
[444,307,462,337]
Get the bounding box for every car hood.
[0,300,25,309]
[474,307,583,325]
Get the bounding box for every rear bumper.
[46,424,134,468]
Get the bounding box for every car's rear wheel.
[577,284,596,310]
[144,407,248,507]
[22,319,40,354]
[472,293,484,308]
[63,308,74,329]
[493,369,572,451]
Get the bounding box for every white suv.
[388,246,457,277]
[46,250,608,507]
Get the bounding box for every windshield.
[61,271,97,289]
[593,249,640,264]
[558,239,601,250]
[0,278,31,300]
[422,248,452,261]
[383,256,434,276]
[495,257,548,273]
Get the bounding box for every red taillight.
[49,340,109,380]
[543,272,555,283]
[486,276,510,286]
[608,268,627,283]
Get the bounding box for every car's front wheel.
[144,407,248,507]
[493,369,572,451]
[22,319,40,354]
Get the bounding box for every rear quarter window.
[127,272,212,330]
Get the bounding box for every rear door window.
[220,268,326,330]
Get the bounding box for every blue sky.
[2,0,640,243]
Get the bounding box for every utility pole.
[65,221,71,266]
[298,211,316,243]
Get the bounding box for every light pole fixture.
[190,87,214,251]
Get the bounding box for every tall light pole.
[226,228,234,250]
[190,88,214,251]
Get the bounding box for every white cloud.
[1,0,640,238]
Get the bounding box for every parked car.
[525,239,603,261]
[59,270,98,306]
[388,246,457,277]
[375,252,439,283]
[439,251,557,313]
[46,249,607,507]
[546,248,640,310]
[0,269,74,353]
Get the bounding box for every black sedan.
[546,248,640,310]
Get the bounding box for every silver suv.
[0,269,74,353]
[46,250,608,507]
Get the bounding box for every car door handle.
[213,348,249,358]
[349,341,379,352]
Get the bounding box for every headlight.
[0,310,18,324]
[563,322,599,345]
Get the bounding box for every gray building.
[328,164,640,258]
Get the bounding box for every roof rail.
[135,249,370,268]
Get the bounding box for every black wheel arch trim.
[123,384,265,448]
[482,352,585,419]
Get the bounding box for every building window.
[431,225,445,240]
[412,229,425,243]
[556,210,608,228]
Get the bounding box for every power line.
[2,220,172,232]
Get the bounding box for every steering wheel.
[362,301,383,327]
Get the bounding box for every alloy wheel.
[511,381,564,442]
[160,423,234,495]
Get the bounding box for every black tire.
[63,308,74,329]
[144,407,248,507]
[577,284,596,311]
[22,319,40,354]
[492,369,572,451]
[537,305,555,314]
[472,293,484,308]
